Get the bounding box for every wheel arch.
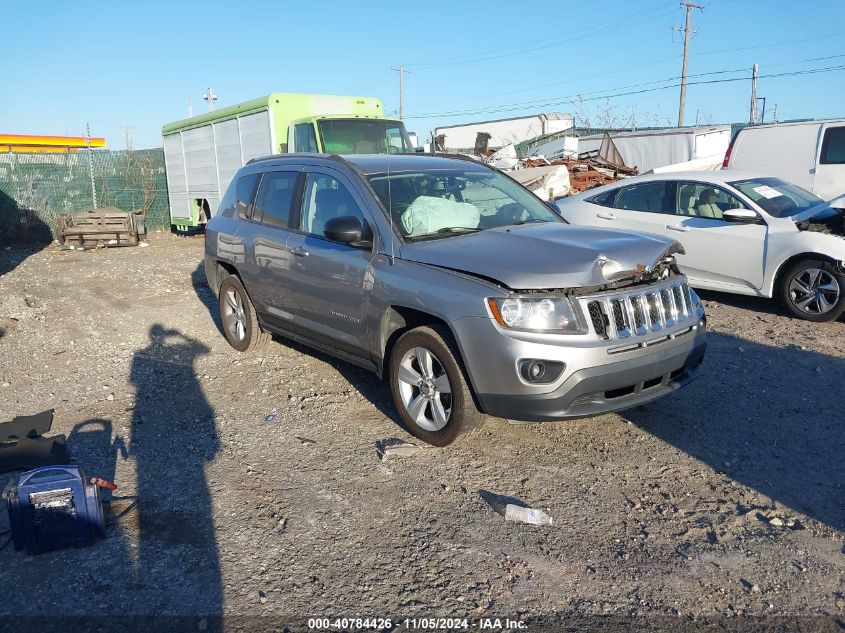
[379,306,449,376]
[771,252,842,297]
[210,260,240,296]
[377,306,482,401]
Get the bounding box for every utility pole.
[203,87,218,112]
[389,67,410,120]
[124,125,133,153]
[675,1,703,128]
[749,64,759,124]
[85,123,97,209]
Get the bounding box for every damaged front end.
[513,242,686,298]
[796,207,845,237]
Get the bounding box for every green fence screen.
[0,148,170,246]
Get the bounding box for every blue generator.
[4,465,105,554]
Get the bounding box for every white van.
[723,119,845,202]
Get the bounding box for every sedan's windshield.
[367,168,562,240]
[318,119,414,154]
[728,177,823,218]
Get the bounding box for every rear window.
[611,182,672,214]
[253,172,299,227]
[820,126,845,164]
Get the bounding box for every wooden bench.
[57,207,143,248]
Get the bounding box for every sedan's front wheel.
[780,259,845,322]
[389,325,484,447]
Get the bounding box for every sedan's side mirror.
[323,215,372,248]
[722,208,762,224]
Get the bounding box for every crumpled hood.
[792,199,844,223]
[400,223,683,290]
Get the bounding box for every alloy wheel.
[396,347,453,432]
[789,268,841,315]
[222,288,247,341]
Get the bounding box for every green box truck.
[162,93,413,229]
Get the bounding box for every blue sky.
[2,0,843,149]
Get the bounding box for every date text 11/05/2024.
[307,617,528,630]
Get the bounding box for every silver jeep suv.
[204,154,706,445]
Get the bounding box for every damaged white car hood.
[400,224,683,290]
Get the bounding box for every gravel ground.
[0,234,842,631]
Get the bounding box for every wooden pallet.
[57,207,143,248]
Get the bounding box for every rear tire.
[388,325,484,447]
[779,258,845,322]
[218,274,270,352]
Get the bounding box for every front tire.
[218,274,270,352]
[779,258,845,322]
[388,325,484,447]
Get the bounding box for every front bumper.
[475,336,705,421]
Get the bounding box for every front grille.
[581,279,695,340]
[646,293,661,326]
[610,299,628,333]
[587,301,609,339]
[630,296,646,331]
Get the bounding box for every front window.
[728,177,822,218]
[300,174,366,239]
[820,126,845,164]
[294,123,318,153]
[317,119,414,155]
[675,182,745,220]
[367,168,563,240]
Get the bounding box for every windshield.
[728,177,823,218]
[367,168,563,240]
[317,119,414,155]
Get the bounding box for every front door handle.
[290,246,310,257]
[596,212,616,220]
[667,224,691,232]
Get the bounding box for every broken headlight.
[487,296,585,334]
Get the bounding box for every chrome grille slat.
[581,279,694,341]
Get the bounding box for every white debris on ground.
[504,504,553,526]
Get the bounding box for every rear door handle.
[667,224,690,232]
[290,246,310,257]
[596,212,616,220]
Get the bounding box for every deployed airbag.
[401,196,480,236]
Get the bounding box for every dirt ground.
[0,234,843,631]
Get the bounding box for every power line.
[405,3,673,69]
[404,63,845,120]
[695,31,845,57]
[408,67,751,119]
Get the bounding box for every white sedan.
[555,170,845,321]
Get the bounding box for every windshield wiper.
[406,227,482,241]
[511,218,555,226]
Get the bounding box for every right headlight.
[487,296,586,334]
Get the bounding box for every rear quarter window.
[586,189,615,206]
[218,173,260,218]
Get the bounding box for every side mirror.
[722,208,762,224]
[323,215,372,247]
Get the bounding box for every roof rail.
[246,152,340,165]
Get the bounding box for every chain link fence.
[0,149,170,246]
